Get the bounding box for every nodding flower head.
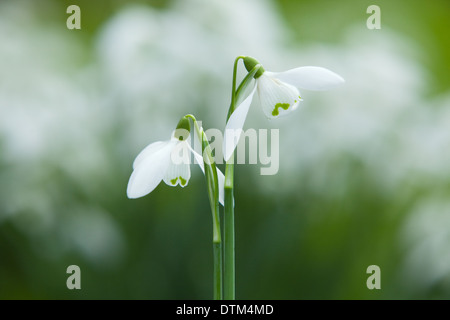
[127,116,224,205]
[223,56,345,161]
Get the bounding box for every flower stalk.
[224,58,263,300]
[186,114,223,300]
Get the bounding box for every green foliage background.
[1,0,449,299]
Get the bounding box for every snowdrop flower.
[127,117,224,204]
[223,56,345,161]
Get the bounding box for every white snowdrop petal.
[163,141,191,187]
[273,66,345,91]
[163,161,191,187]
[132,140,168,169]
[190,146,205,171]
[223,85,257,161]
[216,168,225,206]
[127,140,176,198]
[257,73,301,119]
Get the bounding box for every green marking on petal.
[272,103,290,117]
[170,176,187,186]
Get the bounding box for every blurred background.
[1,0,450,299]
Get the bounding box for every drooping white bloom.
[223,57,345,161]
[127,136,189,198]
[127,126,224,205]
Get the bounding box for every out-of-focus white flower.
[96,0,291,151]
[223,56,344,161]
[400,196,450,293]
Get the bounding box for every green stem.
[223,56,242,300]
[224,159,235,300]
[186,114,222,300]
[226,56,245,121]
[204,134,222,300]
[227,61,262,121]
[213,241,223,300]
[223,58,263,300]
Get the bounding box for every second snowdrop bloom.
[223,56,345,161]
[127,117,224,204]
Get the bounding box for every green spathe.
[174,116,191,141]
[243,56,265,79]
